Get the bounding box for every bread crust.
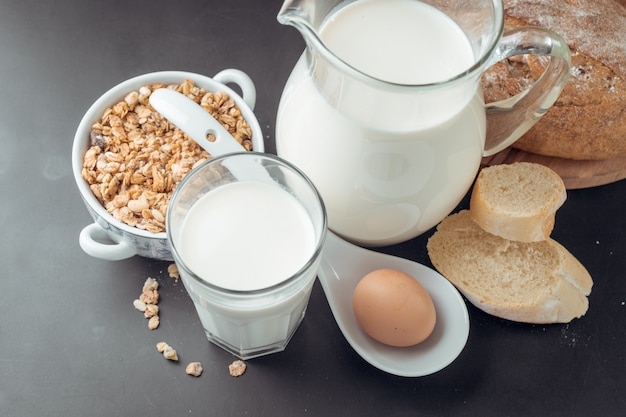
[427,211,592,324]
[482,0,626,160]
[469,162,566,242]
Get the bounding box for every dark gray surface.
[1,0,624,416]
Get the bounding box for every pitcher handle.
[483,27,570,156]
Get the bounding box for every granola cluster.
[228,360,247,377]
[134,269,247,378]
[81,79,253,233]
[156,341,179,361]
[133,277,161,330]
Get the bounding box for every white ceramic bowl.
[72,70,264,261]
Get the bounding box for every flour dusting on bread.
[482,0,626,160]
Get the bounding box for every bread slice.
[470,162,566,242]
[427,210,593,324]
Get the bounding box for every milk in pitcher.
[276,0,486,245]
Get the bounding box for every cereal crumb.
[148,315,160,330]
[228,360,246,377]
[135,276,160,329]
[168,263,180,281]
[133,299,147,312]
[156,342,169,353]
[143,277,159,292]
[185,362,203,377]
[139,289,159,305]
[144,303,159,318]
[163,345,179,361]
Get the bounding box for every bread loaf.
[470,162,566,242]
[482,0,626,160]
[427,211,593,324]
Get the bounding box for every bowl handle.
[79,223,137,261]
[213,69,257,111]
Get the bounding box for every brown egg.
[352,268,436,347]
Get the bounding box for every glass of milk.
[167,152,327,359]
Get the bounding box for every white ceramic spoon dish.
[150,88,248,155]
[150,89,470,377]
[318,231,470,377]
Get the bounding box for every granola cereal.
[148,315,160,330]
[134,277,161,330]
[139,289,159,305]
[156,342,178,361]
[167,263,179,281]
[143,303,159,318]
[81,79,253,233]
[163,344,178,361]
[132,299,147,312]
[142,277,159,292]
[228,360,247,377]
[185,362,203,377]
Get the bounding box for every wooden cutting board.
[482,147,626,189]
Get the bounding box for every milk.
[321,0,474,85]
[276,0,486,245]
[171,175,324,359]
[178,181,316,291]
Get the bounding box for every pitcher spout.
[277,0,325,48]
[277,0,308,26]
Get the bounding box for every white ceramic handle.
[150,88,247,156]
[213,68,257,110]
[79,223,137,261]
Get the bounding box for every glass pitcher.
[276,0,570,246]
